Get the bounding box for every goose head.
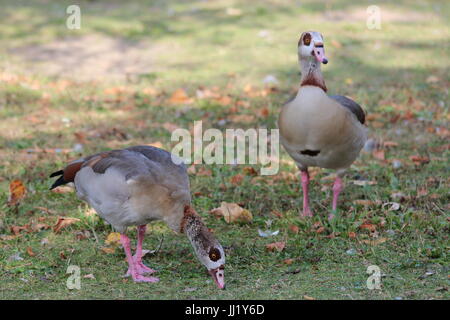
[298,31,328,64]
[183,206,226,289]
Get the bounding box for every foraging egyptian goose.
[278,31,367,219]
[50,145,225,289]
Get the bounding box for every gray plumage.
[56,146,191,233]
[329,95,365,124]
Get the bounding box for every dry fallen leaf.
[105,232,121,246]
[51,186,74,194]
[409,155,430,165]
[101,247,116,254]
[8,179,26,206]
[211,202,253,223]
[289,225,299,234]
[362,237,387,246]
[31,223,50,232]
[197,167,212,176]
[266,241,286,252]
[354,200,382,206]
[372,149,385,161]
[53,217,81,233]
[360,223,377,232]
[303,295,316,300]
[11,225,29,236]
[348,232,357,239]
[26,246,35,257]
[242,166,258,176]
[83,274,96,279]
[283,258,294,265]
[230,174,244,185]
[169,88,193,104]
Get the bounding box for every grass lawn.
[0,0,449,299]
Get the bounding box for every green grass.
[0,0,449,299]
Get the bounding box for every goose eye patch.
[303,33,311,46]
[209,248,221,261]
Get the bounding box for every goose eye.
[209,248,221,261]
[303,33,311,46]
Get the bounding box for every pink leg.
[301,170,313,217]
[134,225,156,274]
[329,176,344,219]
[120,233,159,283]
[125,225,156,276]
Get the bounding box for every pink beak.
[313,47,328,64]
[209,268,225,290]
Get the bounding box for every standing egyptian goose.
[278,31,367,219]
[50,145,225,289]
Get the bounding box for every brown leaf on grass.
[271,210,283,218]
[354,200,382,206]
[383,141,399,148]
[142,87,158,96]
[31,223,50,232]
[359,223,377,232]
[59,251,67,259]
[214,95,232,106]
[361,237,387,246]
[51,186,74,194]
[409,155,430,165]
[266,241,286,252]
[74,131,87,144]
[372,150,385,161]
[228,114,256,123]
[197,167,212,176]
[303,295,316,300]
[11,225,30,236]
[348,232,357,239]
[8,179,26,206]
[105,232,121,246]
[169,89,193,104]
[26,246,35,257]
[53,217,80,233]
[101,247,116,254]
[259,107,270,118]
[230,174,244,185]
[210,202,253,223]
[289,225,299,234]
[315,227,326,234]
[283,258,294,265]
[242,166,258,176]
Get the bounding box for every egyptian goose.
[50,145,225,288]
[278,31,367,219]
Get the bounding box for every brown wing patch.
[84,152,111,172]
[62,161,83,182]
